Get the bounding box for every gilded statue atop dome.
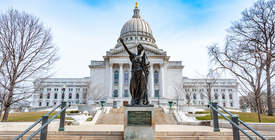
[120,38,150,105]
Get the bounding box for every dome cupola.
[115,3,157,49]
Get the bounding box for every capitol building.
[32,6,239,109]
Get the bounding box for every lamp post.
[158,92,160,108]
[113,90,115,108]
[62,85,65,101]
[206,82,211,107]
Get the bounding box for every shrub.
[70,110,79,113]
[195,112,202,114]
[86,117,93,121]
[188,112,193,114]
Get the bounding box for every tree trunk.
[256,98,262,123]
[266,62,274,116]
[1,106,10,122]
[0,103,4,120]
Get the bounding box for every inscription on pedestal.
[128,111,151,126]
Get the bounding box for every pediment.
[107,45,166,56]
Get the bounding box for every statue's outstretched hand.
[119,38,124,43]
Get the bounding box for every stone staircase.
[96,107,177,125]
[1,131,275,140]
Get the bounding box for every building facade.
[32,6,239,109]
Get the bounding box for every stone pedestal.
[169,108,173,113]
[100,108,105,113]
[124,105,155,140]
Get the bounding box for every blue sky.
[0,0,256,78]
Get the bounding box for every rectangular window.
[145,38,147,41]
[185,89,189,92]
[114,71,119,84]
[124,90,129,97]
[124,73,129,84]
[46,102,49,106]
[154,90,159,97]
[47,88,51,91]
[69,88,73,91]
[40,88,44,91]
[113,90,118,97]
[39,102,42,106]
[126,38,128,41]
[76,88,80,91]
[130,37,133,40]
[140,37,143,40]
[54,88,58,91]
[54,102,56,105]
[223,103,226,107]
[230,103,233,107]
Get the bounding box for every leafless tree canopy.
[82,80,107,105]
[0,8,59,121]
[207,0,275,122]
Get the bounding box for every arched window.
[215,93,218,99]
[54,93,57,99]
[229,94,232,99]
[114,71,119,84]
[222,94,225,99]
[40,93,43,99]
[62,93,65,99]
[83,93,87,99]
[69,93,72,99]
[154,71,159,84]
[200,94,204,99]
[186,94,190,99]
[47,93,50,99]
[193,94,196,99]
[76,93,79,99]
[124,71,129,84]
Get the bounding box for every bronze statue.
[120,38,150,105]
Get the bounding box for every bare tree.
[208,40,267,122]
[226,0,275,116]
[82,80,107,106]
[0,8,59,121]
[181,80,197,106]
[197,69,221,104]
[171,81,184,110]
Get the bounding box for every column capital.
[119,63,123,66]
[109,63,113,66]
[159,62,164,66]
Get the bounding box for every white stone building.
[32,6,239,109]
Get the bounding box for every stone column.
[160,63,165,97]
[109,63,113,97]
[150,63,154,98]
[119,63,123,97]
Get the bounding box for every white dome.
[120,18,153,38]
[115,6,157,49]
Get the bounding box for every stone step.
[1,135,275,140]
[2,131,275,136]
[155,136,275,140]
[2,131,274,140]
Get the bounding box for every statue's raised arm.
[120,38,132,56]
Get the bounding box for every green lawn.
[1,111,75,122]
[196,112,275,123]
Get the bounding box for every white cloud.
[0,0,256,78]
